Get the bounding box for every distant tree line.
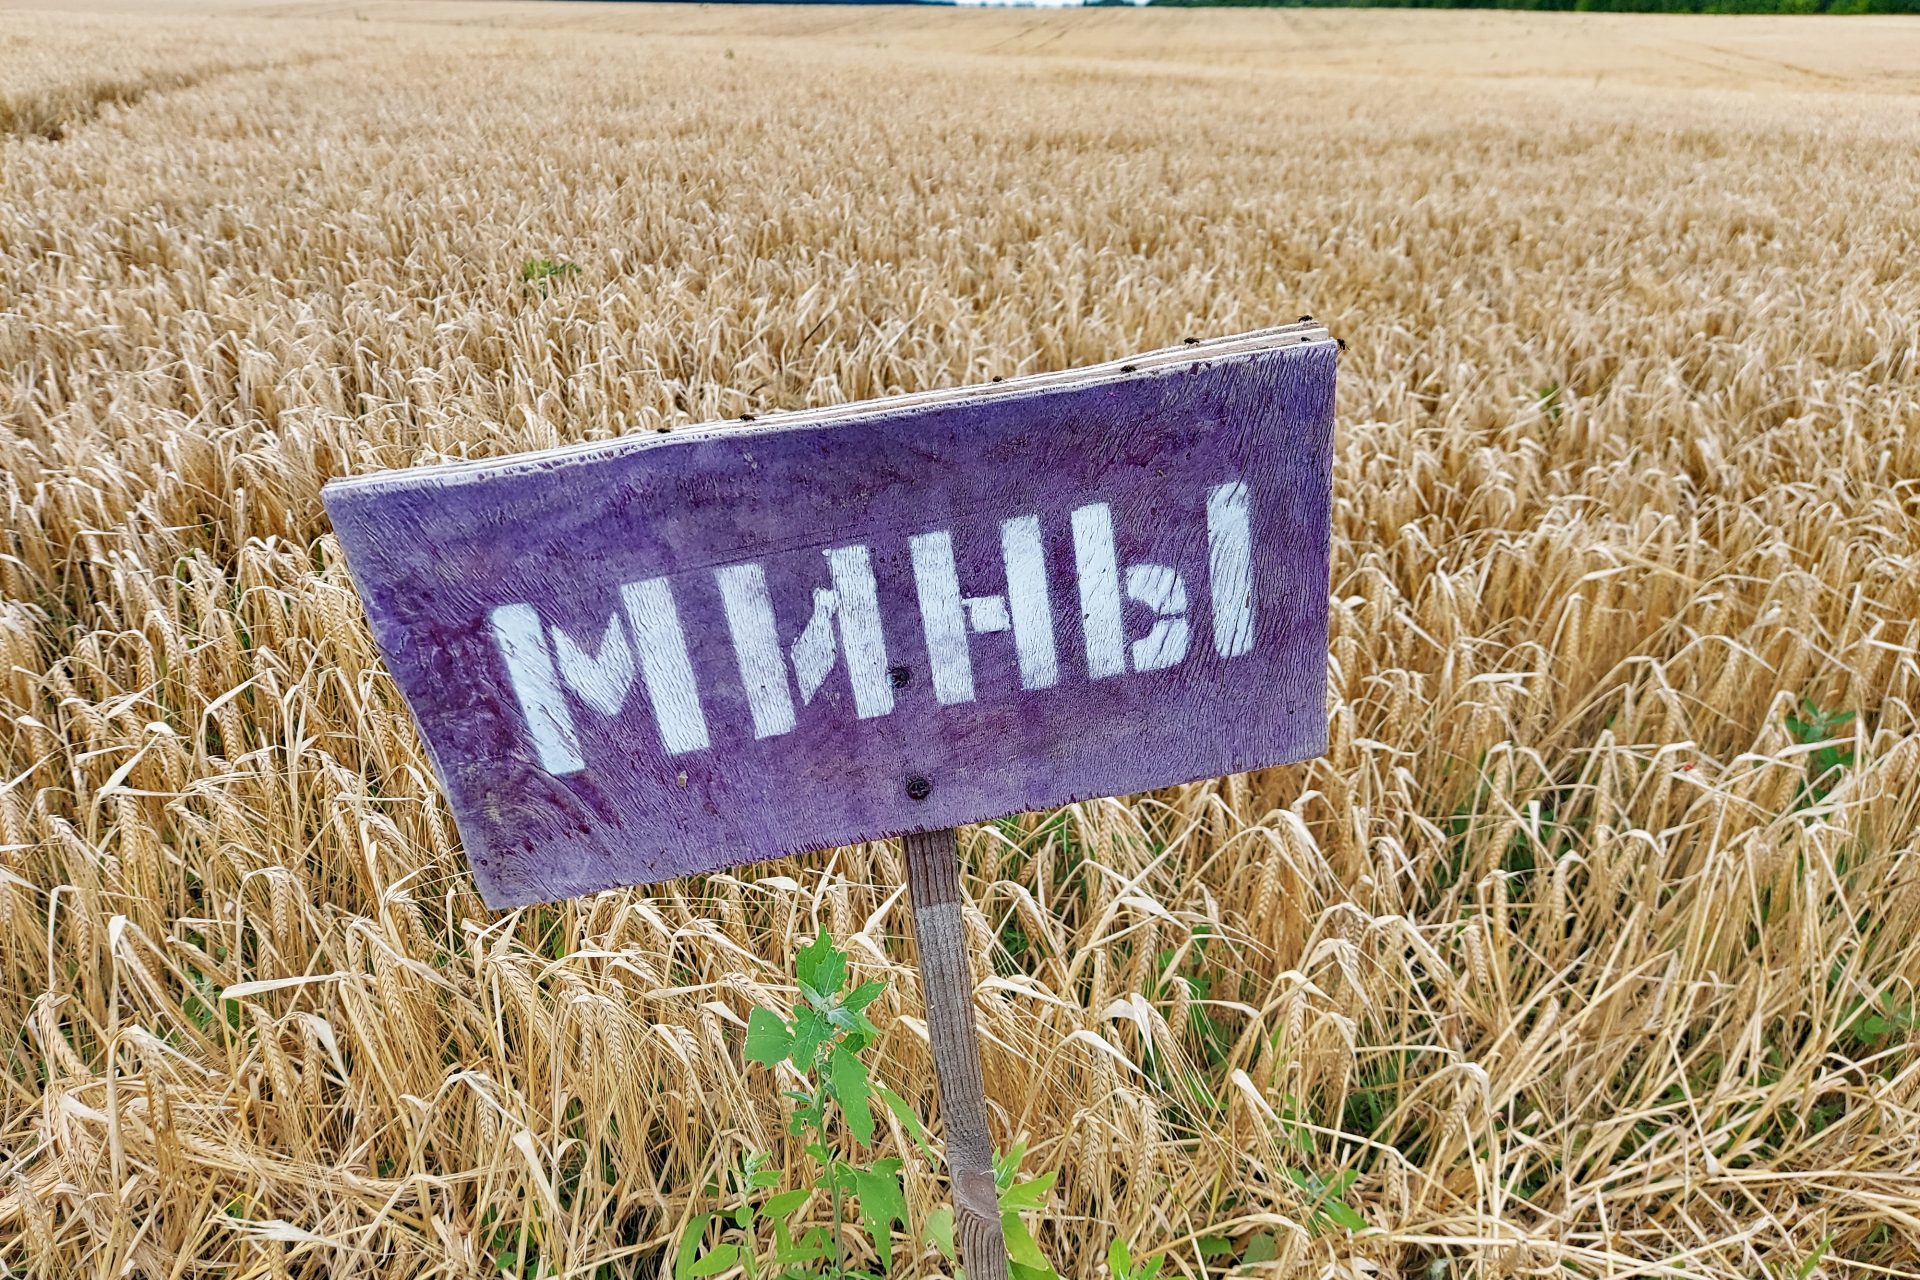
[1147,0,1917,12]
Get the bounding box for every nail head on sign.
[905,774,932,801]
[889,664,913,688]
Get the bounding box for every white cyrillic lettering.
[965,595,1010,633]
[1072,503,1126,679]
[491,603,585,775]
[619,578,710,754]
[551,616,635,716]
[1001,515,1058,690]
[496,486,1235,764]
[910,531,974,704]
[1125,563,1189,671]
[1074,501,1195,676]
[717,547,893,738]
[910,516,1058,706]
[493,580,708,771]
[824,544,894,720]
[1206,481,1254,658]
[717,564,796,739]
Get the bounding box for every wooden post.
[902,826,1011,1280]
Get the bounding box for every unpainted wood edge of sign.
[322,321,1336,499]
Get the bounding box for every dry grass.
[3,3,1920,1277]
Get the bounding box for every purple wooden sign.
[324,326,1337,907]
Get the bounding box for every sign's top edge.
[323,322,1335,499]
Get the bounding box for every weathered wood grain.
[904,826,1009,1280]
[323,330,1337,907]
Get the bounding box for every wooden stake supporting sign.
[323,322,1337,1275]
[904,826,1007,1279]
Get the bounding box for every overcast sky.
[957,0,1152,7]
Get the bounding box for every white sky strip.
[1206,481,1254,658]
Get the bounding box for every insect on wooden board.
[323,323,1338,909]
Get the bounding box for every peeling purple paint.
[324,336,1337,907]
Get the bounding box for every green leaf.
[827,1003,881,1041]
[1108,1240,1132,1274]
[831,1045,875,1144]
[999,1171,1056,1212]
[774,1220,834,1263]
[843,979,886,1012]
[521,257,580,283]
[1242,1233,1279,1262]
[762,1188,810,1220]
[789,1005,834,1067]
[796,931,847,999]
[688,1243,739,1277]
[875,1085,936,1159]
[1791,1237,1832,1280]
[1003,1211,1051,1270]
[925,1206,955,1259]
[1321,1197,1367,1232]
[993,1142,1028,1190]
[1196,1235,1232,1259]
[745,1007,792,1067]
[1288,1167,1366,1234]
[674,1214,712,1280]
[851,1158,908,1269]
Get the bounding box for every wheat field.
[4,2,1920,1276]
